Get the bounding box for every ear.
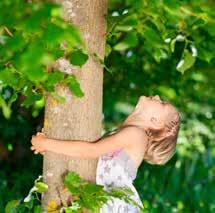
[150,117,164,130]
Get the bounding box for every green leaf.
[25,67,47,83]
[105,44,112,57]
[143,27,162,45]
[0,95,12,119]
[21,92,43,108]
[0,68,20,89]
[42,23,63,45]
[115,14,138,32]
[34,96,45,108]
[43,70,65,92]
[176,49,196,74]
[64,172,82,187]
[170,38,176,53]
[4,32,26,52]
[113,31,138,51]
[64,171,82,194]
[8,92,18,108]
[24,199,34,209]
[65,75,84,97]
[69,49,89,67]
[84,183,103,194]
[5,200,21,213]
[34,205,42,213]
[65,202,81,213]
[35,182,48,193]
[64,25,84,47]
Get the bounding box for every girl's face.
[136,95,167,128]
[123,95,169,130]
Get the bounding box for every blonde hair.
[98,102,181,165]
[143,104,181,165]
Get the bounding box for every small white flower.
[23,86,28,92]
[112,11,119,17]
[122,9,128,15]
[164,38,171,43]
[126,50,133,57]
[176,59,185,69]
[176,35,185,41]
[191,45,198,57]
[129,82,135,89]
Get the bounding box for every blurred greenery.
[0,0,215,212]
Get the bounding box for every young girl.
[31,95,181,212]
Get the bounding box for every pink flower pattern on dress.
[96,148,143,212]
[102,148,123,161]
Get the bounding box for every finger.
[38,132,45,136]
[31,139,36,145]
[34,150,38,154]
[30,146,35,150]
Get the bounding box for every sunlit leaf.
[65,75,84,97]
[21,92,43,108]
[35,182,48,193]
[69,49,89,67]
[5,200,21,213]
[176,49,196,74]
[114,32,138,51]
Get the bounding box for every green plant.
[5,172,145,213]
[5,175,47,213]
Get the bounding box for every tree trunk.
[41,0,107,211]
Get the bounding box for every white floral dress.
[96,148,143,213]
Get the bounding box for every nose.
[153,95,161,101]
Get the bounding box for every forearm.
[45,138,96,159]
[43,126,145,159]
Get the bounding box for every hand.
[31,132,48,155]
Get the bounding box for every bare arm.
[31,126,146,158]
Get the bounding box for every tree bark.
[41,0,107,212]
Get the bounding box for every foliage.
[1,0,215,212]
[5,172,144,213]
[0,0,87,119]
[62,171,144,212]
[4,175,45,212]
[103,1,215,212]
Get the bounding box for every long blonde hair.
[97,103,181,165]
[142,104,181,165]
